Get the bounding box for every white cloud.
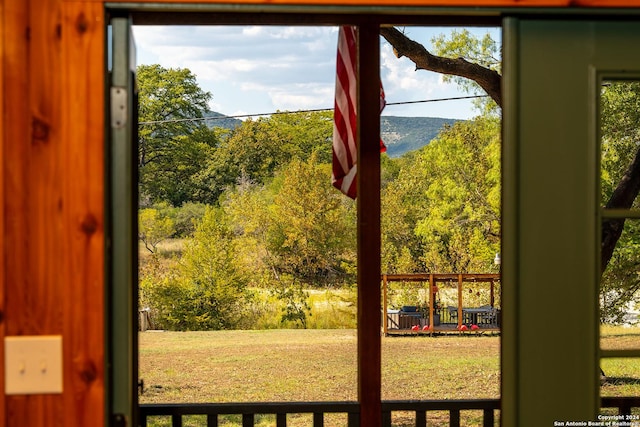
[132,25,496,120]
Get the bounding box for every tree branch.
[380,27,502,107]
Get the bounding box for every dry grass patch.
[140,327,640,405]
[139,329,499,404]
[139,328,640,426]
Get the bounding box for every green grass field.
[139,328,639,403]
[138,328,639,426]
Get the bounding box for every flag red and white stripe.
[332,26,386,199]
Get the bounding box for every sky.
[132,25,499,121]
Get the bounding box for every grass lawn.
[140,327,640,403]
[139,329,496,404]
[600,325,640,397]
[139,328,640,426]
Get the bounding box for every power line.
[138,94,488,126]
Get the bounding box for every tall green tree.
[137,64,218,206]
[381,118,500,274]
[147,206,252,330]
[221,182,275,287]
[380,27,640,277]
[414,117,500,272]
[138,205,176,253]
[381,153,429,274]
[196,111,334,204]
[267,153,356,287]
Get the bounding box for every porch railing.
[139,401,359,427]
[139,396,640,427]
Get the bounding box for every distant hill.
[381,116,459,158]
[207,111,458,158]
[204,111,243,131]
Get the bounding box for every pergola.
[381,273,501,334]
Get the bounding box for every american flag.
[332,26,386,199]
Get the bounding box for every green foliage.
[266,153,356,287]
[431,29,501,115]
[381,117,500,274]
[600,223,640,324]
[272,277,312,329]
[221,184,274,288]
[601,81,640,205]
[137,65,219,206]
[415,117,501,272]
[305,288,357,329]
[432,29,500,72]
[172,202,207,237]
[139,206,176,253]
[144,207,252,330]
[196,111,334,204]
[381,148,432,274]
[599,81,640,323]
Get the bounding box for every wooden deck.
[381,273,501,336]
[383,306,501,336]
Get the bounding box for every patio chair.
[447,306,458,323]
[483,308,498,326]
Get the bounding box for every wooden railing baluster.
[347,411,359,427]
[382,409,392,427]
[137,397,639,426]
[483,407,494,427]
[313,412,324,426]
[449,408,460,427]
[276,412,287,427]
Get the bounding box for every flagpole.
[356,22,382,427]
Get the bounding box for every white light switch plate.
[5,335,63,395]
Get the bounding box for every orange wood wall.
[3,1,640,426]
[2,1,105,426]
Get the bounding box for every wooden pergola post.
[429,274,435,331]
[457,274,463,329]
[382,274,388,336]
[490,280,495,307]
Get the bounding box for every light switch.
[5,335,63,395]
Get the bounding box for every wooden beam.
[100,0,640,8]
[357,21,381,427]
[382,275,388,336]
[490,281,495,307]
[382,273,500,282]
[429,274,434,331]
[457,274,463,329]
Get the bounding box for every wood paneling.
[4,0,50,425]
[2,0,104,426]
[61,3,105,426]
[6,0,66,424]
